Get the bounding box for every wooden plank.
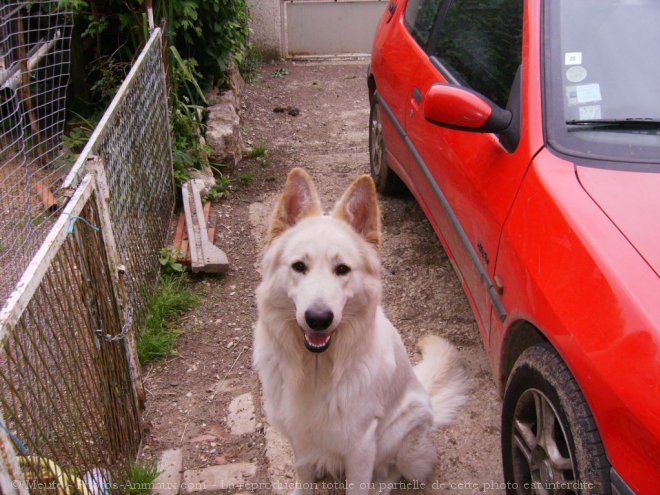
[0,409,28,495]
[182,180,228,274]
[180,240,189,264]
[172,212,186,250]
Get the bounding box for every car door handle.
[412,87,423,104]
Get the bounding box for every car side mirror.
[423,84,512,134]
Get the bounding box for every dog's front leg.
[291,462,316,495]
[345,439,377,495]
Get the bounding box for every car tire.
[369,95,404,194]
[501,343,611,495]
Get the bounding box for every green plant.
[137,274,198,365]
[247,146,267,158]
[271,67,289,78]
[159,247,185,274]
[239,43,262,83]
[161,0,250,87]
[238,173,253,186]
[202,176,232,202]
[62,0,251,188]
[56,112,97,167]
[126,459,160,495]
[257,157,269,167]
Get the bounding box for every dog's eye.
[292,261,307,274]
[334,264,351,276]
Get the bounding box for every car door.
[403,0,528,341]
[370,0,446,178]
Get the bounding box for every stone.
[207,88,239,109]
[227,393,256,435]
[189,166,215,191]
[264,423,296,494]
[181,463,256,493]
[227,61,245,98]
[205,103,245,167]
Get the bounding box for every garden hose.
[18,455,92,495]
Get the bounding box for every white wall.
[247,0,283,57]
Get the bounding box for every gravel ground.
[141,59,505,494]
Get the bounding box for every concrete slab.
[153,448,183,495]
[264,423,296,494]
[181,463,256,493]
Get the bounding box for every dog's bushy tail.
[414,335,469,428]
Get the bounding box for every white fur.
[254,172,468,495]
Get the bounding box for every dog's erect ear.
[332,175,381,248]
[267,168,321,243]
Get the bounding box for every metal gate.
[282,0,387,57]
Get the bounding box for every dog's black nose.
[305,308,334,331]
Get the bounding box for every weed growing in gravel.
[202,175,232,202]
[271,67,289,78]
[238,173,254,186]
[247,146,267,158]
[137,274,199,365]
[126,459,160,495]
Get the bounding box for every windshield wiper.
[566,118,660,128]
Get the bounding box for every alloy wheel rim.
[511,389,576,494]
[370,104,384,176]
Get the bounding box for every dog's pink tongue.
[306,332,330,346]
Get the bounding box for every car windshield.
[544,0,660,164]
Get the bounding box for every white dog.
[254,168,468,495]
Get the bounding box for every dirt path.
[142,60,505,494]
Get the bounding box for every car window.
[432,0,523,108]
[404,0,444,47]
[544,0,660,164]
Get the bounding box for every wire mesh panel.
[0,175,141,494]
[0,1,73,303]
[63,27,173,330]
[0,26,172,494]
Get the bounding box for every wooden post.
[16,15,45,163]
[0,410,28,495]
[85,156,146,417]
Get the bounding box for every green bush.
[63,0,251,184]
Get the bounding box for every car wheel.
[502,343,611,495]
[369,95,403,194]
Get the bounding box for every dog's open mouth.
[303,330,332,353]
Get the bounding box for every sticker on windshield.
[578,105,601,120]
[565,52,582,65]
[566,84,602,105]
[566,66,587,83]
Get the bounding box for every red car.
[368,1,660,493]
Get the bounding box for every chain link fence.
[0,26,173,494]
[62,26,174,329]
[0,1,73,303]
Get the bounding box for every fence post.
[85,156,146,416]
[0,409,28,495]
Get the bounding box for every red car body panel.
[370,1,660,493]
[577,166,660,275]
[495,151,660,493]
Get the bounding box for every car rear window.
[404,0,443,47]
